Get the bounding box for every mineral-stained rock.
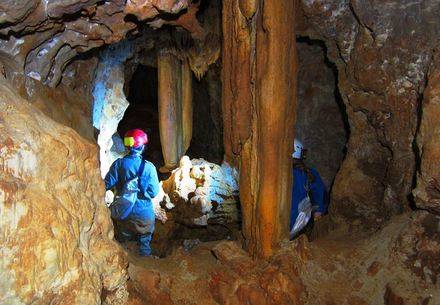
[296,0,440,228]
[222,0,297,258]
[0,76,128,304]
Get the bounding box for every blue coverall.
[290,167,327,232]
[105,149,159,256]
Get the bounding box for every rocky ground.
[124,212,439,305]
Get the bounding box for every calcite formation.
[0,0,439,304]
[0,77,128,305]
[93,42,134,177]
[158,53,193,172]
[159,156,239,226]
[222,0,297,258]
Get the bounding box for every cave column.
[157,52,193,173]
[222,0,297,258]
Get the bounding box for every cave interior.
[0,0,439,304]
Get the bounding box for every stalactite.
[157,51,193,173]
[222,0,297,258]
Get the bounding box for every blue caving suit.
[105,148,159,256]
[290,166,327,232]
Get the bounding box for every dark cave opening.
[118,64,164,170]
[119,61,224,169]
[295,36,350,195]
[186,64,224,164]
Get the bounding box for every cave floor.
[124,213,437,305]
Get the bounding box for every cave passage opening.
[113,59,237,257]
[295,36,350,201]
[118,64,164,170]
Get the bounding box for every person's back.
[107,151,159,204]
[105,129,159,256]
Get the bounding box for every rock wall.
[0,77,128,305]
[297,0,440,228]
[414,53,440,215]
[296,39,347,188]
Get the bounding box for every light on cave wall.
[92,41,133,177]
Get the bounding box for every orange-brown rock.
[0,76,128,304]
[222,0,297,258]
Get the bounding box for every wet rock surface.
[0,0,439,304]
[0,76,128,305]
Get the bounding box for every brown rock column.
[222,0,297,258]
[182,60,193,153]
[157,52,193,172]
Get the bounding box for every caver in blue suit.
[290,163,327,234]
[105,146,159,256]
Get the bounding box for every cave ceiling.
[0,0,220,87]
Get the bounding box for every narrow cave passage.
[295,37,350,194]
[117,64,164,169]
[187,64,224,164]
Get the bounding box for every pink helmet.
[123,129,148,148]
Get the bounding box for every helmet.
[124,129,148,148]
[292,138,303,159]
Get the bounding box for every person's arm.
[104,160,120,191]
[144,163,160,199]
[310,168,327,215]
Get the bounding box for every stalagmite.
[222,0,297,258]
[157,52,193,173]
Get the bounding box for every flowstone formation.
[0,76,128,305]
[150,156,240,256]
